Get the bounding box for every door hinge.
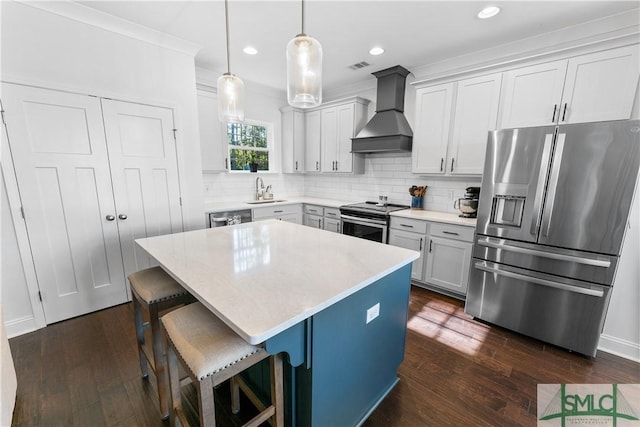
[38,291,42,302]
[179,197,182,206]
[20,206,25,219]
[172,128,178,140]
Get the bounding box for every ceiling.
[75,1,639,92]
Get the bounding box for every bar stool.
[129,266,196,420]
[161,302,284,427]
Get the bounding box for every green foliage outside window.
[227,122,270,171]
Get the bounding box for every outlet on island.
[366,303,380,324]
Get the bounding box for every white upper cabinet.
[316,97,368,174]
[197,89,228,172]
[304,110,321,172]
[412,83,454,174]
[412,73,501,176]
[561,46,639,124]
[281,106,305,173]
[448,73,502,175]
[499,60,567,129]
[500,45,640,128]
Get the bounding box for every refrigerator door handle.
[477,237,612,268]
[474,261,605,297]
[540,133,566,237]
[530,133,555,235]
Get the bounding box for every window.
[227,120,272,172]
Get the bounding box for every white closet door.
[2,83,127,323]
[101,99,183,279]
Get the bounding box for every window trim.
[227,119,274,173]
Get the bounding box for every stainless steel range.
[340,201,409,243]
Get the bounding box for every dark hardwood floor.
[9,286,640,426]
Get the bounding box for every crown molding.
[18,0,201,57]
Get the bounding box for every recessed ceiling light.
[477,6,500,19]
[243,46,258,55]
[369,47,385,56]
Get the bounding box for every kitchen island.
[136,220,419,426]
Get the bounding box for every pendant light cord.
[301,0,305,35]
[224,0,231,74]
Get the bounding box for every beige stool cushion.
[129,266,189,304]
[162,303,262,381]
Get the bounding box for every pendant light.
[286,0,322,108]
[218,0,245,123]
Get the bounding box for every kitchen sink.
[246,199,287,204]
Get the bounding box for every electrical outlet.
[366,303,380,324]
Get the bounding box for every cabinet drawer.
[429,222,474,242]
[253,204,302,220]
[304,204,324,216]
[389,217,428,234]
[324,207,340,219]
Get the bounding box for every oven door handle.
[340,214,387,227]
[474,261,604,297]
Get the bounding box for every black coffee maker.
[454,186,481,218]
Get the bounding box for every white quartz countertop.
[204,197,352,213]
[136,220,419,344]
[390,209,477,227]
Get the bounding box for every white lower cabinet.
[253,204,303,224]
[424,223,474,296]
[388,216,474,297]
[388,217,428,282]
[303,205,341,233]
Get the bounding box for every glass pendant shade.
[217,73,245,123]
[286,34,322,108]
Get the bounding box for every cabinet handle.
[562,103,567,122]
[440,158,444,172]
[225,158,228,169]
[551,104,557,123]
[118,214,128,220]
[105,215,115,221]
[316,161,319,171]
[335,161,338,171]
[442,230,459,236]
[451,158,455,172]
[400,224,414,228]
[274,210,284,213]
[295,160,298,170]
[429,239,433,253]
[419,238,423,251]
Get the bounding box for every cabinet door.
[2,83,127,323]
[278,213,302,224]
[561,46,640,124]
[305,110,321,172]
[336,103,355,173]
[448,73,502,175]
[412,83,454,174]
[197,89,227,172]
[323,217,341,233]
[424,236,472,295]
[388,229,425,281]
[282,108,305,173]
[320,107,337,172]
[304,214,323,229]
[499,60,567,129]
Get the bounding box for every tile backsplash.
[202,152,481,214]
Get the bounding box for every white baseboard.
[598,334,640,363]
[5,316,42,339]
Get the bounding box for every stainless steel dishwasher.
[207,209,252,228]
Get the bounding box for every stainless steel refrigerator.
[466,120,640,357]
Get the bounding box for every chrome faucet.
[255,177,265,200]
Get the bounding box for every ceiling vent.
[348,61,371,70]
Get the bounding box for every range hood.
[351,65,413,153]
